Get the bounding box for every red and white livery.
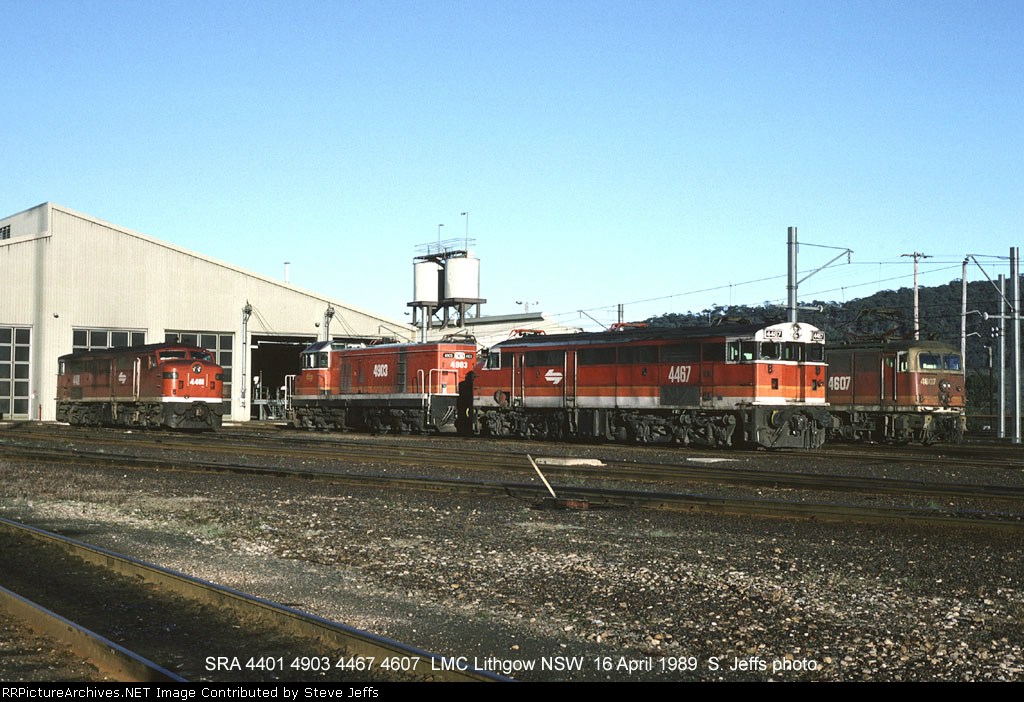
[464,322,830,448]
[826,339,966,443]
[290,340,477,434]
[56,343,225,430]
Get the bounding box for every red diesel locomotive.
[56,343,225,430]
[825,339,966,443]
[463,322,830,449]
[290,339,477,433]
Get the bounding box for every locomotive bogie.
[827,408,964,445]
[471,404,828,449]
[291,396,459,434]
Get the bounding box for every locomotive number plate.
[667,365,692,383]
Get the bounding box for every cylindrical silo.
[412,260,442,304]
[444,256,481,301]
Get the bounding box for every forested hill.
[643,277,1018,373]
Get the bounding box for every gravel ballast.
[0,448,1021,682]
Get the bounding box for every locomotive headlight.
[939,380,951,391]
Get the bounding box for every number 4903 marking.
[668,365,692,383]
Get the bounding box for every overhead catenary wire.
[548,257,993,329]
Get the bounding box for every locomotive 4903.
[463,322,831,449]
[825,339,966,443]
[56,343,225,430]
[290,339,477,433]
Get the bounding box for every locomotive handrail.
[428,369,458,395]
[283,375,295,410]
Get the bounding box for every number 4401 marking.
[667,365,692,383]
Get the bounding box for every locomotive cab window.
[728,340,756,363]
[807,345,825,363]
[782,343,804,362]
[918,353,941,371]
[944,354,962,371]
[304,352,330,369]
[759,342,782,360]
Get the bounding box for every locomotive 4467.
[463,322,831,449]
[290,339,477,433]
[56,343,225,430]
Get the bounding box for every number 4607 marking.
[667,365,692,383]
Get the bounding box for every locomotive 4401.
[463,322,831,449]
[56,343,225,430]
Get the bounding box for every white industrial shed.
[0,202,413,422]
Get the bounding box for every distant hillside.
[644,277,1020,416]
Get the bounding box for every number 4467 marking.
[667,365,692,383]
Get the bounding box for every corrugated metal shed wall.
[0,203,413,421]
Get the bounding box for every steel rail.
[3,447,1022,532]
[5,437,1024,505]
[6,422,1023,472]
[0,517,506,682]
[0,584,187,682]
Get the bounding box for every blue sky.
[4,0,1021,329]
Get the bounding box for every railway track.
[7,420,1024,467]
[0,517,504,682]
[818,442,1024,470]
[0,584,183,682]
[8,420,1024,468]
[3,428,1022,531]
[5,423,1024,503]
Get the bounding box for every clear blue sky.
[4,0,1021,330]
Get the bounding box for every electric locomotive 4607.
[56,343,225,430]
[825,340,966,443]
[463,322,830,449]
[290,340,477,433]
